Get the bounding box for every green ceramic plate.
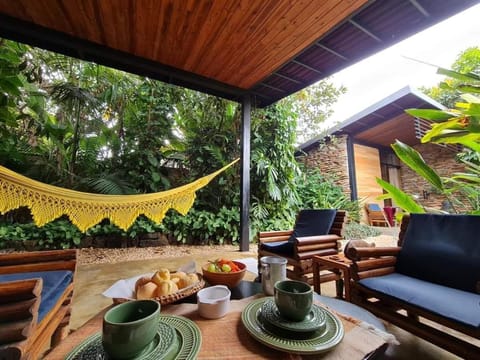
[261,298,327,333]
[65,315,201,360]
[242,297,344,355]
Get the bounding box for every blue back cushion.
[288,209,337,242]
[395,213,480,293]
[0,270,73,323]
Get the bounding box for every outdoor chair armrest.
[258,230,293,244]
[0,249,77,275]
[347,247,401,281]
[295,234,342,246]
[346,246,402,261]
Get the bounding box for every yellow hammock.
[0,159,238,232]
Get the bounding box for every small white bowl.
[197,285,231,319]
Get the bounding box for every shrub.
[343,222,381,240]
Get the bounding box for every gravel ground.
[78,243,258,265]
[78,234,396,266]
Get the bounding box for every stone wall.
[400,143,465,210]
[298,135,351,197]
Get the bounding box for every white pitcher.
[260,256,287,295]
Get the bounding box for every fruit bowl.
[202,260,246,288]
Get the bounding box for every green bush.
[163,206,240,245]
[296,165,361,222]
[0,218,82,249]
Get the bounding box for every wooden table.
[312,254,352,301]
[44,282,390,359]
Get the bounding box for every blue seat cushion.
[367,203,382,211]
[260,241,294,255]
[0,270,73,323]
[288,209,337,243]
[395,213,480,293]
[359,273,480,329]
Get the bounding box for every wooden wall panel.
[353,144,384,222]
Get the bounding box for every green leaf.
[437,68,480,82]
[376,178,424,213]
[391,140,444,192]
[405,109,455,122]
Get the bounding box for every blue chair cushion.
[288,209,337,243]
[260,241,294,255]
[367,203,382,211]
[0,270,73,323]
[359,273,480,329]
[395,213,480,293]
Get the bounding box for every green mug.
[102,299,160,359]
[274,280,313,322]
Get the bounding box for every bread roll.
[136,282,157,299]
[135,276,151,293]
[151,268,170,285]
[156,280,178,296]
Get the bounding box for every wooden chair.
[258,210,347,294]
[347,214,480,359]
[0,250,77,360]
[365,203,390,227]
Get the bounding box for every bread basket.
[113,272,205,306]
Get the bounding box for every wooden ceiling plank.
[229,0,367,88]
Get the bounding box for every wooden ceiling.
[0,0,477,107]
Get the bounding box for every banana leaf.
[392,140,444,192]
[437,68,480,82]
[376,178,424,213]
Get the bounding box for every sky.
[324,3,480,129]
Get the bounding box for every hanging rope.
[0,159,238,232]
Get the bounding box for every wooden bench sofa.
[347,214,480,359]
[258,209,347,294]
[0,249,77,360]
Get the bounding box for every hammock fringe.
[0,159,238,232]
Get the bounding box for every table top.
[44,281,390,359]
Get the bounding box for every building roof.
[0,0,476,108]
[299,86,446,152]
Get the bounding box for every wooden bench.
[0,249,77,360]
[347,214,480,359]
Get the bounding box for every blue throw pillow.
[396,213,480,293]
[288,209,337,243]
[0,270,73,323]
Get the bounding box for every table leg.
[313,260,321,294]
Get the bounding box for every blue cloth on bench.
[395,213,480,293]
[359,273,480,329]
[0,270,73,323]
[261,209,337,255]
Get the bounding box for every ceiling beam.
[291,60,323,75]
[409,0,431,18]
[314,43,349,61]
[348,19,382,43]
[273,72,302,84]
[258,83,286,93]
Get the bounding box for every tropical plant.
[296,165,361,222]
[378,67,480,214]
